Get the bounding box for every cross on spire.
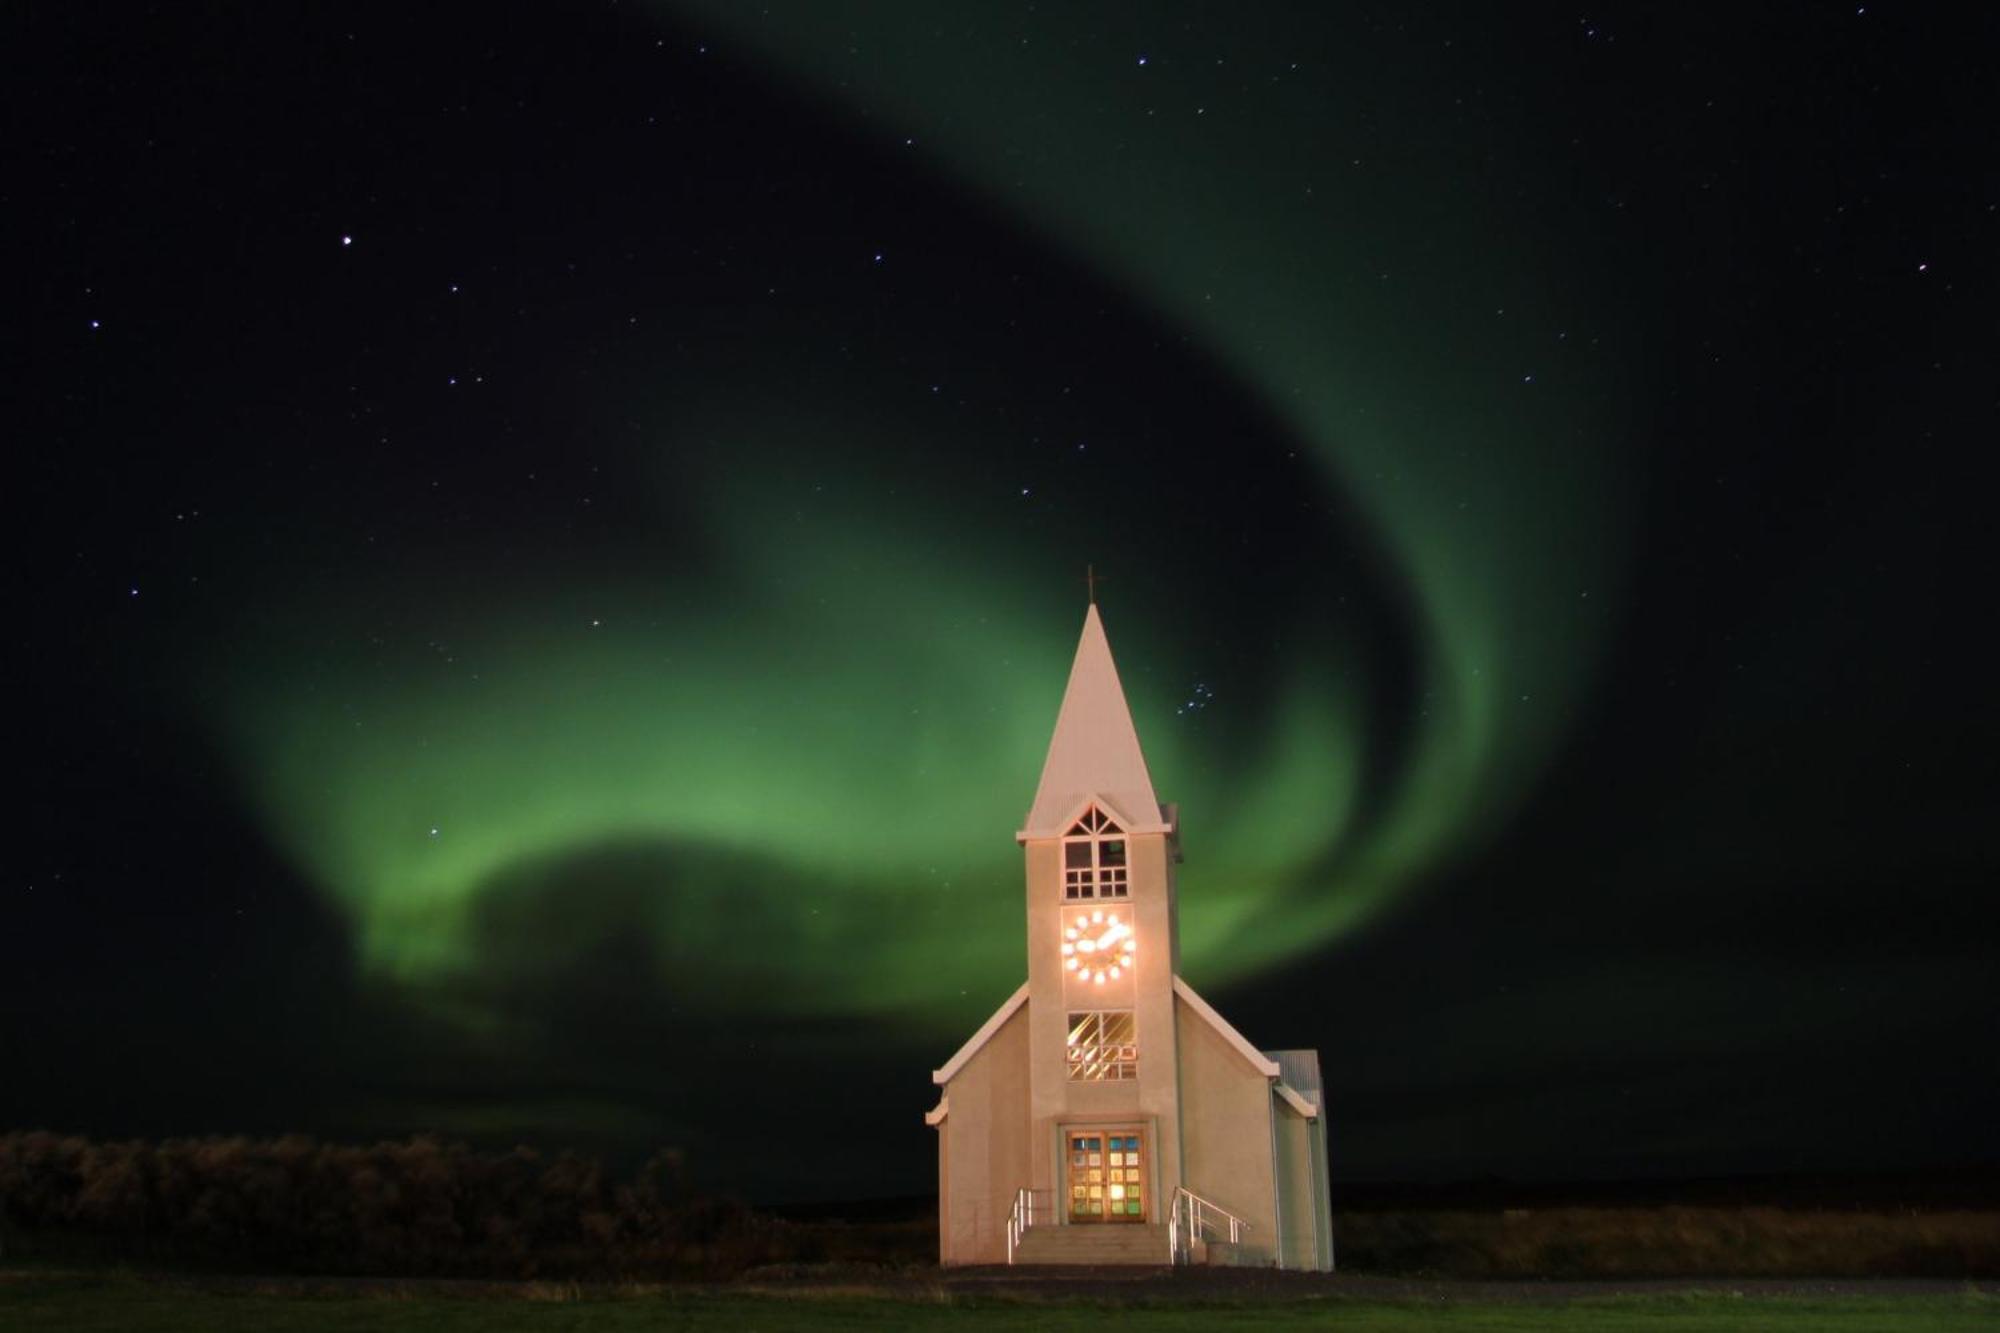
[1085,563,1106,605]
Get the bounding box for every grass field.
[3,1274,1995,1332]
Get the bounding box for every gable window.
[1066,1010,1138,1081]
[1063,806,1128,899]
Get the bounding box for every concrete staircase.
[1012,1222,1170,1266]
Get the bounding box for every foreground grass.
[1337,1207,2000,1278]
[2,1275,1995,1333]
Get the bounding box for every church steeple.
[1019,604,1170,840]
[931,596,1332,1268]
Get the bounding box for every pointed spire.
[1020,604,1169,839]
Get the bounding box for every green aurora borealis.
[17,0,1999,1192]
[225,461,1374,1030]
[213,3,1627,1037]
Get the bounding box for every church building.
[927,603,1333,1267]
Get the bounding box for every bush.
[0,1130,792,1279]
[1332,1204,2000,1278]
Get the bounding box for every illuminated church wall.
[934,999,1031,1265]
[1174,990,1281,1253]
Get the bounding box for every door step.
[1012,1223,1170,1266]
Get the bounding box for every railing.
[1167,1186,1250,1265]
[1004,1187,1054,1264]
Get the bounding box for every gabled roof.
[1174,976,1322,1120]
[1020,605,1169,840]
[931,981,1030,1085]
[1173,976,1281,1077]
[1267,1049,1324,1103]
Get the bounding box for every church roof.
[931,980,1030,1086]
[1266,1049,1324,1119]
[1173,976,1282,1078]
[1175,976,1322,1120]
[1019,604,1170,840]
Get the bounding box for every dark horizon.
[10,1,1997,1205]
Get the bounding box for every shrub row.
[1335,1204,2000,1278]
[0,1131,800,1277]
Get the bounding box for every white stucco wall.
[937,999,1033,1266]
[1174,992,1279,1261]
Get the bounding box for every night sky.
[11,3,1997,1203]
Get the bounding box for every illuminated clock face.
[1062,908,1136,985]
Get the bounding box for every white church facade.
[927,604,1333,1267]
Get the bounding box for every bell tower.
[1017,603,1185,1225]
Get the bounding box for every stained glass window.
[1067,1130,1144,1221]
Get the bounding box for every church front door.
[1065,1128,1147,1223]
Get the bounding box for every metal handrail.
[1167,1185,1251,1264]
[1004,1186,1055,1264]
